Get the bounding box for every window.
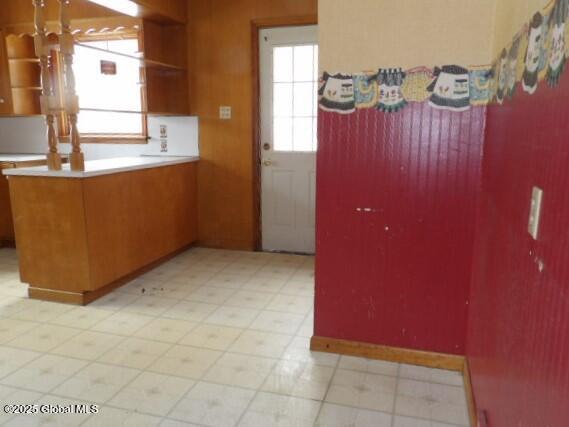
[272,44,318,152]
[71,35,146,143]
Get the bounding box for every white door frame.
[259,24,318,254]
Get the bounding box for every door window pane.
[272,44,318,152]
[273,83,293,117]
[274,117,293,151]
[293,82,314,117]
[293,45,315,81]
[293,117,313,152]
[274,47,293,82]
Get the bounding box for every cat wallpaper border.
[319,0,568,114]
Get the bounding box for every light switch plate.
[528,186,543,240]
[219,106,232,120]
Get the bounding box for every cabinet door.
[0,30,14,115]
[0,164,15,242]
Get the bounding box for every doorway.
[259,25,318,254]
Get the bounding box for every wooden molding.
[311,336,478,426]
[251,15,318,29]
[310,336,465,371]
[0,240,16,248]
[463,359,478,427]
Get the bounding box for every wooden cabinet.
[0,157,50,245]
[0,19,188,117]
[8,161,198,304]
[0,164,15,244]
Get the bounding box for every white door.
[260,25,318,254]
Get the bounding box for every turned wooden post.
[33,0,62,171]
[59,0,84,171]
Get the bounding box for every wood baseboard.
[311,336,479,426]
[28,243,194,305]
[28,287,86,305]
[310,336,465,371]
[463,359,478,427]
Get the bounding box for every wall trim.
[311,336,480,426]
[463,359,478,427]
[310,336,465,371]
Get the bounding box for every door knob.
[263,159,273,166]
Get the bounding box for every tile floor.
[0,247,470,426]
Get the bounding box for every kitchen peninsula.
[3,155,198,305]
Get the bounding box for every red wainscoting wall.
[467,73,569,424]
[315,102,486,355]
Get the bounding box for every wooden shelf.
[8,58,40,63]
[75,42,186,72]
[11,88,41,115]
[75,42,144,61]
[0,17,188,117]
[5,34,36,59]
[3,33,41,115]
[11,86,42,90]
[142,20,188,115]
[144,58,186,71]
[81,107,145,114]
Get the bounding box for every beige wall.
[492,0,552,57]
[319,0,497,72]
[319,0,554,71]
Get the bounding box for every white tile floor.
[0,247,470,426]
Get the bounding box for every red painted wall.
[315,103,486,355]
[467,73,569,425]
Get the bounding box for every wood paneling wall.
[0,0,186,27]
[187,0,318,250]
[0,0,116,25]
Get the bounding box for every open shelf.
[75,42,187,72]
[0,17,188,117]
[8,58,40,63]
[4,34,41,115]
[144,58,186,71]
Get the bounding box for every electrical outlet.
[219,106,232,120]
[528,186,544,240]
[160,124,168,138]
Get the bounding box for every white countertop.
[2,155,199,178]
[0,154,46,163]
